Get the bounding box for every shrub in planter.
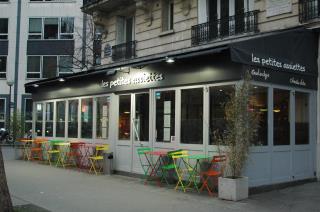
[217,73,259,201]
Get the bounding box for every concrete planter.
[218,176,248,201]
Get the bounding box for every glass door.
[116,93,151,173]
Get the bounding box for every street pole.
[6,80,14,139]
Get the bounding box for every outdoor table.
[19,139,34,160]
[181,154,211,192]
[53,142,71,168]
[144,150,168,186]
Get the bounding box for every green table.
[182,154,211,192]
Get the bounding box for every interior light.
[58,78,65,82]
[219,89,223,92]
[273,109,281,113]
[260,108,268,112]
[124,111,130,114]
[165,57,175,63]
[254,86,258,89]
[33,84,39,88]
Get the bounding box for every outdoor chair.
[44,140,63,166]
[89,144,109,175]
[161,149,184,185]
[30,138,47,161]
[200,155,226,196]
[136,147,153,181]
[171,150,191,192]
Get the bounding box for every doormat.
[14,204,50,212]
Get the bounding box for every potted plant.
[217,73,259,201]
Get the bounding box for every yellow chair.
[171,150,192,192]
[89,144,109,175]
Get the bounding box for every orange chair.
[30,138,47,161]
[66,142,85,168]
[200,155,226,196]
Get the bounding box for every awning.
[230,28,318,77]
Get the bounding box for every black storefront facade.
[26,28,318,187]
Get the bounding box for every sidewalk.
[3,147,320,212]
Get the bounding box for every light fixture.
[165,56,175,63]
[254,86,258,89]
[33,84,39,88]
[58,78,65,82]
[219,89,223,92]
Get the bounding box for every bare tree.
[59,14,107,74]
[0,146,13,212]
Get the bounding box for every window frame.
[26,55,74,79]
[28,17,74,40]
[0,18,8,40]
[0,98,6,129]
[0,56,7,79]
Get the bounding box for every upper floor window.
[0,98,6,129]
[0,56,6,79]
[0,0,9,2]
[28,17,74,40]
[27,55,73,79]
[0,18,8,40]
[162,0,174,31]
[30,0,74,2]
[116,16,134,44]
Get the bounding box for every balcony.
[299,0,320,23]
[112,41,136,62]
[191,10,259,46]
[82,0,135,13]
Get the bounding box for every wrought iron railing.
[191,10,259,46]
[112,41,137,62]
[83,0,102,8]
[299,0,320,22]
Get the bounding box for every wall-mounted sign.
[104,44,112,58]
[266,0,292,17]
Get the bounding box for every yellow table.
[19,139,34,160]
[53,142,70,168]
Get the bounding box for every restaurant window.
[0,56,6,79]
[96,96,110,139]
[43,56,57,78]
[0,99,6,129]
[134,93,149,142]
[209,85,234,145]
[36,103,43,136]
[60,17,74,39]
[249,86,268,146]
[162,0,174,31]
[0,18,8,39]
[24,98,33,134]
[44,18,58,39]
[59,56,73,76]
[181,88,203,144]
[156,90,175,142]
[68,100,78,138]
[119,95,131,140]
[274,89,290,146]
[81,98,93,139]
[56,101,65,137]
[295,92,309,145]
[45,102,53,137]
[28,18,42,39]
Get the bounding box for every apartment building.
[0,0,84,133]
[25,0,319,187]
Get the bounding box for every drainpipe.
[13,0,22,111]
[317,34,320,181]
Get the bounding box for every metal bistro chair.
[136,147,153,181]
[171,150,191,192]
[161,149,184,186]
[45,140,63,166]
[200,155,226,196]
[89,144,109,175]
[30,138,47,161]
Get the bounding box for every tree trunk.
[0,146,13,212]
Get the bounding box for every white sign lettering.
[251,53,306,73]
[101,72,164,89]
[251,69,270,80]
[290,77,306,86]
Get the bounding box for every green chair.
[137,147,153,181]
[161,149,184,185]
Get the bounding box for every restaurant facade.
[25,28,319,188]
